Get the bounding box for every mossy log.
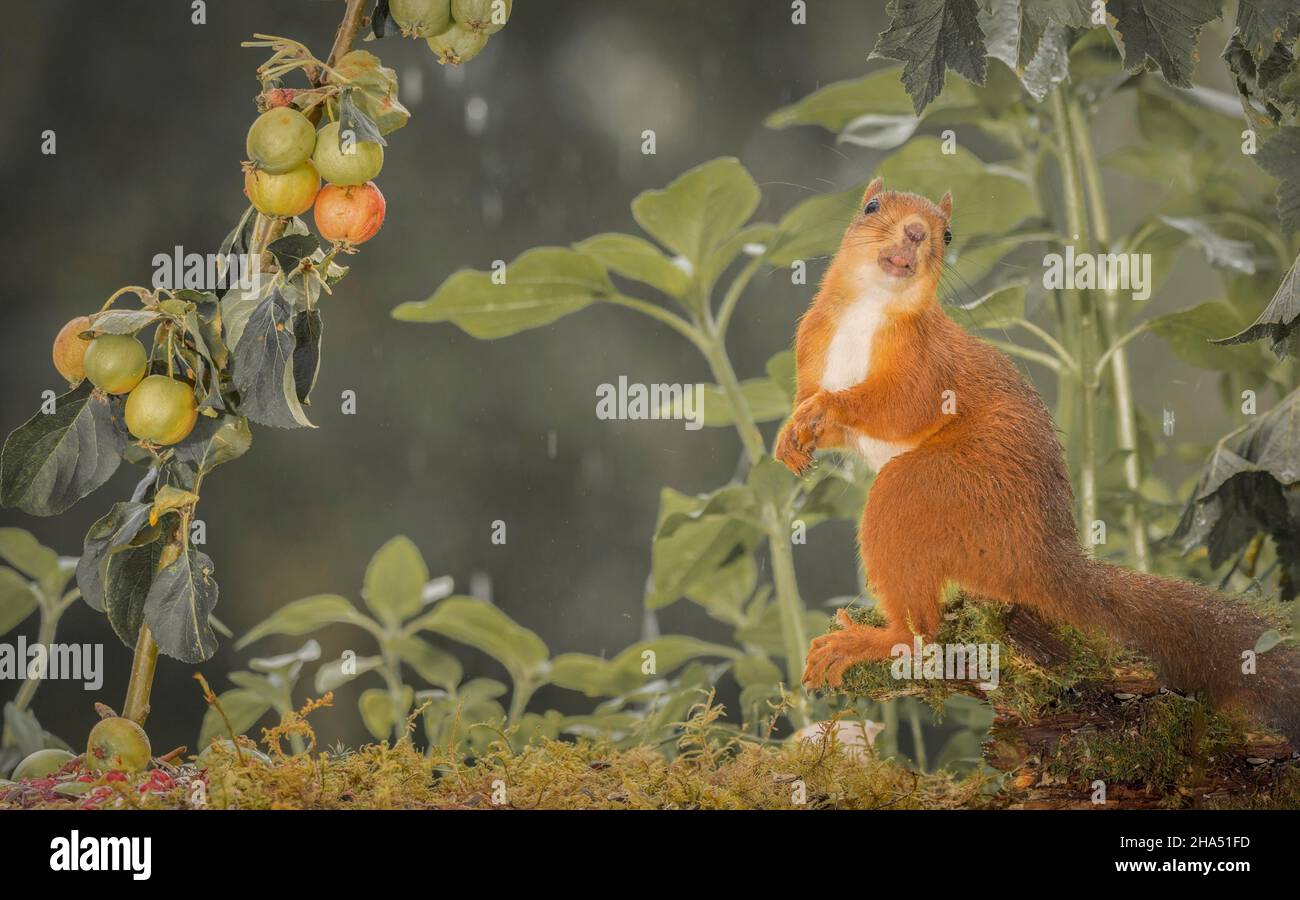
[835,597,1300,809]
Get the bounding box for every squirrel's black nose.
[903,222,926,244]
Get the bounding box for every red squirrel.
[776,178,1300,743]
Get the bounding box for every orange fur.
[778,181,1300,743]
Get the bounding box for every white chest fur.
[819,289,889,392]
[818,288,914,471]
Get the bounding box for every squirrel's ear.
[938,191,953,217]
[863,177,884,204]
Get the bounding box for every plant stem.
[701,329,809,726]
[715,255,764,337]
[1052,90,1099,537]
[122,625,160,723]
[608,294,710,353]
[701,338,765,461]
[1066,97,1149,570]
[380,649,407,745]
[13,607,58,712]
[507,679,536,729]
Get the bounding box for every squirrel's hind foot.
[802,609,911,689]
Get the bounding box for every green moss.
[1045,694,1245,792]
[835,594,1116,720]
[1,734,994,811]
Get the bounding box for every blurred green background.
[0,0,1266,752]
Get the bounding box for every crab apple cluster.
[242,102,387,248]
[51,323,200,446]
[389,0,512,65]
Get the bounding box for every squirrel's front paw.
[775,425,814,476]
[789,395,826,446]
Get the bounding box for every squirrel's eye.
[863,198,880,214]
[943,228,953,245]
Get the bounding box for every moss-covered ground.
[3,594,1296,810]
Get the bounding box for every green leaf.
[736,601,831,661]
[230,289,314,429]
[699,223,776,294]
[219,277,270,354]
[1007,0,1091,68]
[87,308,163,336]
[198,689,271,750]
[291,309,322,405]
[76,499,153,618]
[1255,628,1285,654]
[314,653,383,693]
[980,0,1086,101]
[266,234,324,276]
[1158,216,1257,274]
[247,638,321,681]
[574,233,690,299]
[549,636,739,697]
[420,679,507,751]
[870,0,988,114]
[392,247,613,338]
[410,596,549,685]
[0,567,37,637]
[337,86,386,147]
[236,594,363,649]
[227,671,285,709]
[389,635,463,690]
[950,282,1027,330]
[0,384,128,516]
[1148,301,1276,377]
[1234,0,1299,58]
[656,379,790,427]
[1,703,70,771]
[0,528,66,599]
[358,686,414,741]
[1173,387,1299,571]
[733,653,783,688]
[362,535,429,627]
[685,555,757,625]
[656,485,760,539]
[327,49,411,136]
[936,728,984,772]
[647,487,762,610]
[106,544,166,649]
[1257,126,1300,232]
[748,455,800,510]
[631,158,760,266]
[145,548,219,664]
[1214,250,1299,356]
[766,350,796,401]
[167,415,253,490]
[946,223,1056,286]
[1108,0,1222,88]
[798,470,869,525]
[765,183,866,267]
[768,67,938,132]
[766,64,980,148]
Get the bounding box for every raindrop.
[465,96,489,135]
[401,66,424,105]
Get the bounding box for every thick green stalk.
[1066,98,1150,571]
[701,334,809,726]
[122,625,160,724]
[1052,90,1100,536]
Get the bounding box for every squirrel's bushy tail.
[1056,559,1300,745]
